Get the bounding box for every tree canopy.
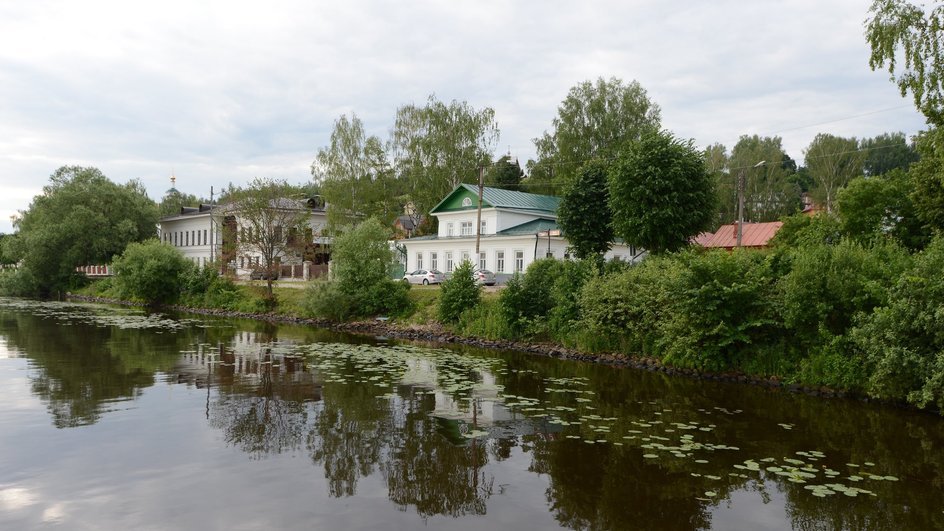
[862,131,920,175]
[727,135,801,222]
[608,130,716,254]
[804,133,864,213]
[485,155,524,191]
[557,161,613,259]
[866,0,944,125]
[530,77,661,189]
[6,166,158,295]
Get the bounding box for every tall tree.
[861,131,920,175]
[5,166,158,296]
[866,0,944,125]
[608,130,716,254]
[530,77,661,188]
[313,114,399,231]
[159,190,205,218]
[837,169,929,249]
[804,133,864,213]
[222,178,311,299]
[557,161,613,259]
[485,155,524,191]
[392,96,499,232]
[728,135,801,222]
[703,143,732,227]
[910,127,944,233]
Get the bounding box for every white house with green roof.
[399,184,639,282]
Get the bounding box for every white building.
[399,184,641,282]
[158,198,330,278]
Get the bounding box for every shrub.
[853,235,944,409]
[439,260,480,323]
[457,299,516,340]
[0,268,39,297]
[112,239,191,305]
[303,281,360,321]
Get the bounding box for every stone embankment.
[67,293,849,400]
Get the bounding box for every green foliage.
[837,170,929,249]
[159,190,205,218]
[557,161,613,259]
[728,135,801,222]
[314,114,400,230]
[910,128,944,233]
[866,0,944,125]
[770,213,843,248]
[392,96,499,232]
[777,239,912,349]
[485,155,524,191]
[305,218,410,319]
[862,132,920,176]
[853,235,944,409]
[608,129,716,254]
[804,133,864,213]
[456,299,516,340]
[0,268,39,297]
[112,240,192,305]
[438,260,481,324]
[530,77,661,188]
[8,166,159,296]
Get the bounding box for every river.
[0,298,941,530]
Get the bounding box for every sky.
[0,0,929,234]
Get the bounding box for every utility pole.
[475,165,484,255]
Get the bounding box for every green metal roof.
[430,184,560,215]
[497,219,560,236]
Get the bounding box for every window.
[496,251,505,273]
[446,223,454,237]
[416,252,423,271]
[461,250,470,264]
[514,250,524,272]
[191,231,195,246]
[445,251,454,272]
[480,220,487,235]
[240,256,245,268]
[479,252,486,271]
[173,232,178,246]
[460,221,473,236]
[462,197,473,207]
[203,230,207,246]
[185,231,189,246]
[431,252,438,271]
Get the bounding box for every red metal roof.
[698,221,783,249]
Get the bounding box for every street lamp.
[737,160,766,248]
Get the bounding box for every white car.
[473,269,496,286]
[402,269,445,285]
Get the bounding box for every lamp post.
[737,160,766,248]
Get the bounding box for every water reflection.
[2,298,944,530]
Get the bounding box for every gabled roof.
[698,222,783,249]
[430,184,560,215]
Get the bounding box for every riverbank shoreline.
[66,292,872,403]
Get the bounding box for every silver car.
[473,269,496,286]
[402,269,445,285]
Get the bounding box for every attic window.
[462,197,472,207]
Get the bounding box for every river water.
[0,298,941,530]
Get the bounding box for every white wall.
[158,214,216,267]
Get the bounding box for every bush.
[439,260,480,323]
[112,239,191,305]
[0,268,39,297]
[457,299,516,340]
[853,235,944,409]
[303,281,360,321]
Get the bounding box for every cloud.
[0,0,928,233]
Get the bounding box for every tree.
[557,161,613,259]
[392,96,499,232]
[728,135,802,222]
[159,190,206,218]
[910,127,944,232]
[866,0,944,125]
[485,155,524,191]
[804,133,864,213]
[112,239,192,305]
[862,131,920,175]
[530,77,661,188]
[313,114,399,230]
[5,166,158,296]
[438,260,480,323]
[837,169,929,248]
[704,143,731,226]
[222,178,311,300]
[608,130,716,254]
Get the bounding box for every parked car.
[473,269,496,286]
[250,268,279,280]
[402,269,445,285]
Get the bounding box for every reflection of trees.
[0,308,203,428]
[383,395,494,518]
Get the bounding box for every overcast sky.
[0,0,928,233]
